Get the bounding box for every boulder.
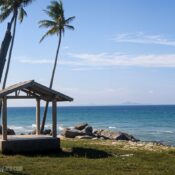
[0,125,15,135]
[74,123,88,130]
[30,129,52,135]
[31,129,36,135]
[94,129,138,141]
[61,128,84,138]
[115,132,138,141]
[43,129,52,135]
[83,126,93,136]
[7,128,15,135]
[93,129,104,137]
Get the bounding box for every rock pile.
[61,123,138,142]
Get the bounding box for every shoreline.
[60,136,175,152]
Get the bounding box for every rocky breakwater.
[61,123,139,142]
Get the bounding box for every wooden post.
[52,100,57,138]
[2,97,7,140]
[36,98,40,135]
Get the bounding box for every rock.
[31,129,36,135]
[75,135,93,139]
[0,125,15,135]
[7,128,15,135]
[94,130,138,141]
[116,132,138,141]
[74,123,88,130]
[83,126,93,136]
[43,129,52,135]
[61,128,84,138]
[29,129,52,135]
[93,129,104,137]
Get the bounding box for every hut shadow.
[7,147,111,159]
[59,147,111,159]
[3,171,29,175]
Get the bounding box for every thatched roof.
[0,80,73,102]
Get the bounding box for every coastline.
[60,136,175,152]
[4,105,175,146]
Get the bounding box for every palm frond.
[43,9,58,21]
[0,0,34,23]
[40,27,59,42]
[18,7,27,22]
[39,0,75,41]
[22,0,34,7]
[65,25,74,30]
[0,8,12,22]
[39,19,57,28]
[65,16,75,25]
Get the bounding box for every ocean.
[4,105,175,146]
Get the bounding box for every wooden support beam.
[2,97,7,140]
[52,100,57,138]
[21,89,50,101]
[36,98,40,135]
[6,96,36,99]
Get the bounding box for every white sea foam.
[8,125,33,134]
[108,126,116,129]
[154,130,174,134]
[32,124,36,128]
[58,126,64,131]
[163,131,174,134]
[9,125,24,132]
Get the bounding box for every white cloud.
[17,53,175,69]
[68,52,175,68]
[63,46,69,49]
[19,59,54,64]
[115,32,175,46]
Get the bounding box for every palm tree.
[39,0,75,133]
[0,0,34,90]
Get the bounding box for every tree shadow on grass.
[5,147,111,159]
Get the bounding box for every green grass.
[0,139,175,175]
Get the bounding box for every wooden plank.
[52,100,57,138]
[22,89,51,101]
[0,80,34,98]
[6,96,36,99]
[36,99,40,135]
[2,97,7,140]
[0,80,73,102]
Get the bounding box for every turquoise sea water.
[4,105,175,146]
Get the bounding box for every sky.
[1,0,175,106]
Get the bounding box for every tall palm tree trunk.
[2,12,18,90]
[0,12,18,118]
[40,32,62,133]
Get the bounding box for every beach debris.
[112,153,134,158]
[75,135,94,139]
[74,123,88,130]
